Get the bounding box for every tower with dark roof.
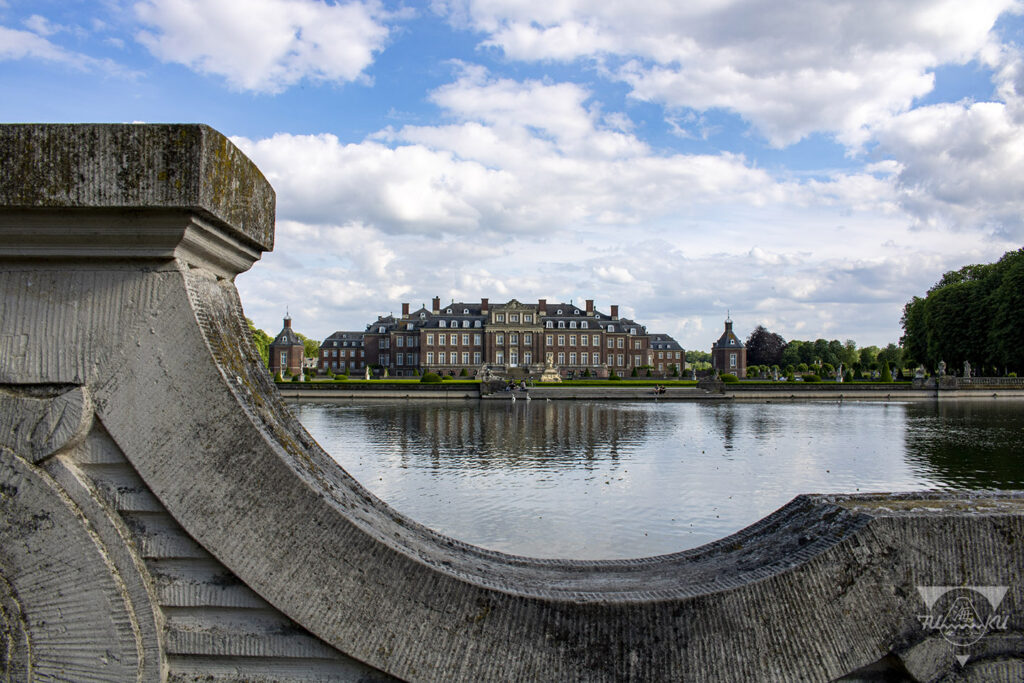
[711,315,746,378]
[269,315,305,377]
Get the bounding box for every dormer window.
[496,314,505,322]
[545,321,553,328]
[407,323,413,331]
[524,314,532,322]
[439,320,447,327]
[581,321,588,329]
[475,320,481,327]
[462,320,469,328]
[420,312,426,319]
[574,310,579,315]
[630,328,636,335]
[558,321,565,328]
[557,309,563,315]
[569,321,577,329]
[378,327,385,334]
[463,308,469,314]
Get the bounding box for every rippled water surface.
[292,399,1024,559]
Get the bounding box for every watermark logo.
[917,585,1010,666]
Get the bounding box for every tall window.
[558,335,565,345]
[510,333,518,344]
[427,352,434,364]
[280,351,287,367]
[524,333,532,344]
[617,354,623,366]
[524,352,532,364]
[510,351,519,365]
[438,352,446,364]
[730,353,737,368]
[557,352,565,364]
[617,338,623,348]
[496,351,504,364]
[427,334,434,345]
[569,335,576,346]
[474,334,481,345]
[462,334,469,345]
[607,338,614,348]
[496,334,504,345]
[396,336,404,347]
[569,352,577,365]
[462,352,469,364]
[546,335,553,345]
[397,353,404,365]
[581,352,589,365]
[473,352,481,363]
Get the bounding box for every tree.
[247,318,272,366]
[295,332,320,359]
[900,249,1024,374]
[745,326,787,366]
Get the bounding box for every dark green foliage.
[459,368,469,376]
[608,372,622,380]
[631,367,639,377]
[247,318,273,366]
[583,368,591,377]
[901,248,1024,374]
[720,373,739,383]
[420,372,442,383]
[273,371,283,382]
[803,374,821,383]
[745,325,787,366]
[880,362,892,382]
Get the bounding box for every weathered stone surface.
[0,123,274,251]
[2,123,1023,682]
[0,385,91,463]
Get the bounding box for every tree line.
[744,326,905,379]
[900,248,1024,376]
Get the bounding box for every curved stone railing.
[2,124,1022,682]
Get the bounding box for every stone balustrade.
[1,124,1022,682]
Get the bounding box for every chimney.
[538,299,547,316]
[432,296,440,314]
[586,299,594,316]
[481,298,489,314]
[401,302,410,319]
[611,305,619,320]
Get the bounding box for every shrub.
[334,374,348,381]
[631,367,639,377]
[843,371,853,383]
[797,363,808,373]
[803,374,822,383]
[786,372,796,382]
[441,374,452,381]
[671,366,679,377]
[459,368,469,376]
[720,373,739,383]
[583,368,591,378]
[1008,372,1017,377]
[420,372,442,383]
[880,362,893,382]
[291,374,301,382]
[274,371,283,382]
[646,369,652,377]
[609,372,622,381]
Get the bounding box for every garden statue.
[964,360,971,378]
[915,364,925,379]
[835,364,843,382]
[365,366,371,380]
[938,360,946,377]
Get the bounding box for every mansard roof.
[649,333,683,350]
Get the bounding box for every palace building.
[319,297,685,378]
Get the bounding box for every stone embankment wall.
[2,124,1023,682]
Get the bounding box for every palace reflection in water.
[292,399,1024,559]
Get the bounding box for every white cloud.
[134,0,392,93]
[0,24,84,65]
[438,0,1018,147]
[873,99,1024,238]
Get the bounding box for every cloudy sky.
[3,1,1023,349]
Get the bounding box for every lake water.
[292,398,1024,560]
